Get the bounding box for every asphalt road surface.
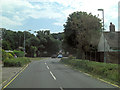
[4,58,117,88]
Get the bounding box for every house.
[97,23,120,63]
[98,31,120,52]
[98,23,120,52]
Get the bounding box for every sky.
[119,1,120,30]
[0,0,119,33]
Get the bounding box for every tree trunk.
[77,49,85,59]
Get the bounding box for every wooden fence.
[84,51,119,64]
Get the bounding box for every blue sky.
[0,0,119,33]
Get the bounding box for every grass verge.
[3,57,31,67]
[28,57,44,61]
[61,58,120,86]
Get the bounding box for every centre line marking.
[60,87,64,90]
[45,62,47,65]
[47,66,49,69]
[50,71,56,80]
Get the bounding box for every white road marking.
[50,71,56,80]
[60,87,64,90]
[45,62,47,65]
[47,66,49,69]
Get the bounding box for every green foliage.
[25,36,39,57]
[2,49,6,60]
[9,51,15,56]
[2,28,61,57]
[63,11,102,55]
[0,48,2,61]
[51,32,64,41]
[68,55,76,59]
[26,36,39,47]
[3,57,31,67]
[61,58,119,85]
[13,50,24,57]
[2,40,11,50]
[6,53,14,59]
[26,46,37,57]
[2,49,14,61]
[2,29,18,49]
[36,30,60,56]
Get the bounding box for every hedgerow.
[3,57,31,67]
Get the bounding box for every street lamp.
[98,9,104,31]
[24,30,31,57]
[98,9,106,63]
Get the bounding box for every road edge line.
[81,71,120,88]
[2,63,29,89]
[1,64,24,85]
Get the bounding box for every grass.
[28,57,44,61]
[3,57,44,67]
[3,57,31,67]
[61,58,120,86]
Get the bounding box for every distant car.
[57,54,63,58]
[51,54,57,58]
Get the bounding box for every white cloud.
[27,8,63,19]
[0,16,22,28]
[0,0,119,30]
[0,0,34,28]
[30,0,119,28]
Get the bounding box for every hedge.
[13,50,24,57]
[3,57,31,67]
[2,49,14,61]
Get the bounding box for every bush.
[2,49,14,61]
[6,53,14,59]
[13,50,24,57]
[3,57,31,67]
[68,55,76,59]
[2,49,6,61]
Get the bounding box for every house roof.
[103,31,120,49]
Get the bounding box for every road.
[4,58,117,89]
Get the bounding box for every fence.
[84,51,119,64]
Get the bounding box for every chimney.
[109,22,115,32]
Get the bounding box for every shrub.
[13,50,24,57]
[6,53,14,59]
[3,57,31,67]
[2,49,6,61]
[9,51,15,56]
[2,49,14,61]
[68,55,76,59]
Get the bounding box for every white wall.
[98,33,110,52]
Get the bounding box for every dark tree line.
[1,11,102,59]
[1,28,63,57]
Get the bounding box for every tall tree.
[36,30,60,56]
[63,11,102,58]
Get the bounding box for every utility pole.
[98,9,106,63]
[24,30,31,57]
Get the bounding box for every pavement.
[1,63,22,89]
[2,67,21,82]
[2,58,118,89]
[0,63,2,89]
